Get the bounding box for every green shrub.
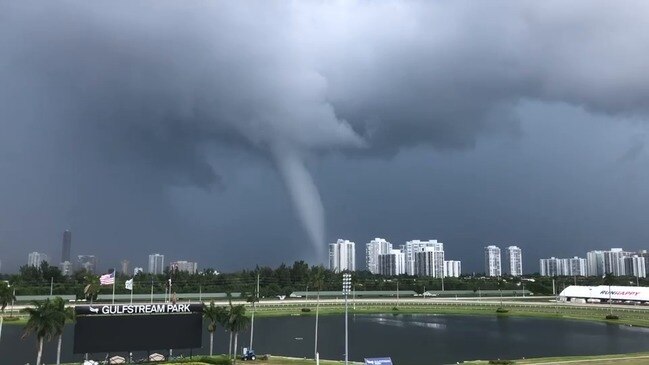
[496,308,509,313]
[392,306,399,311]
[488,360,514,364]
[605,314,619,320]
[301,308,311,312]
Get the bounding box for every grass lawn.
[463,352,649,364]
[251,302,649,328]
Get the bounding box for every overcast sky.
[1,1,649,274]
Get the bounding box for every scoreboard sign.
[73,303,203,354]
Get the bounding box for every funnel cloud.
[1,1,649,271]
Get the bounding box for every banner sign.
[75,303,204,316]
[365,358,393,365]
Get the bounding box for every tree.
[51,296,74,365]
[228,304,250,365]
[83,274,100,304]
[21,299,59,365]
[203,301,228,356]
[0,281,16,315]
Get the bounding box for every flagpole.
[112,273,116,304]
[130,279,134,304]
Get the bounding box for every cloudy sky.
[1,1,649,273]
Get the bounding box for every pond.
[3,314,649,364]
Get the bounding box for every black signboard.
[73,304,203,353]
[75,303,204,316]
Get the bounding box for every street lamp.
[342,273,352,365]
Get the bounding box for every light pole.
[342,273,351,365]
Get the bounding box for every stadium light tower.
[342,273,352,365]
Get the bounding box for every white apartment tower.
[378,249,405,276]
[506,246,523,276]
[28,252,49,267]
[148,253,165,275]
[329,239,356,272]
[484,245,501,277]
[366,238,393,274]
[170,260,198,274]
[415,246,445,277]
[586,251,605,276]
[444,260,462,278]
[404,240,444,275]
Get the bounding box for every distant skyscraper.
[61,230,71,263]
[568,257,587,276]
[329,239,356,272]
[169,260,198,274]
[506,246,523,276]
[404,240,444,275]
[148,253,165,274]
[415,246,445,277]
[624,256,646,278]
[377,249,405,276]
[366,238,392,274]
[60,261,73,276]
[586,250,605,276]
[540,257,560,277]
[77,255,98,273]
[28,252,49,267]
[484,246,501,277]
[121,260,130,275]
[604,248,630,276]
[444,260,462,278]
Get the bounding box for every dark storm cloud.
[1,1,649,269]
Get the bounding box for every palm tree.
[51,297,74,365]
[0,281,16,315]
[228,304,250,365]
[311,266,325,359]
[203,301,228,356]
[22,299,59,365]
[83,274,100,304]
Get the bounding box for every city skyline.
[8,231,649,277]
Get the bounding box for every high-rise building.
[638,250,649,276]
[377,249,405,276]
[28,252,49,267]
[568,257,587,276]
[540,257,560,276]
[624,256,646,278]
[77,255,98,273]
[540,256,586,277]
[586,250,605,276]
[169,260,198,274]
[329,239,356,273]
[61,230,71,263]
[121,260,130,275]
[444,260,462,278]
[604,248,630,276]
[484,246,501,277]
[404,240,444,275]
[366,238,393,274]
[415,246,445,277]
[60,261,73,276]
[133,267,144,275]
[148,253,165,274]
[505,246,523,276]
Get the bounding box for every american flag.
[100,271,115,285]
